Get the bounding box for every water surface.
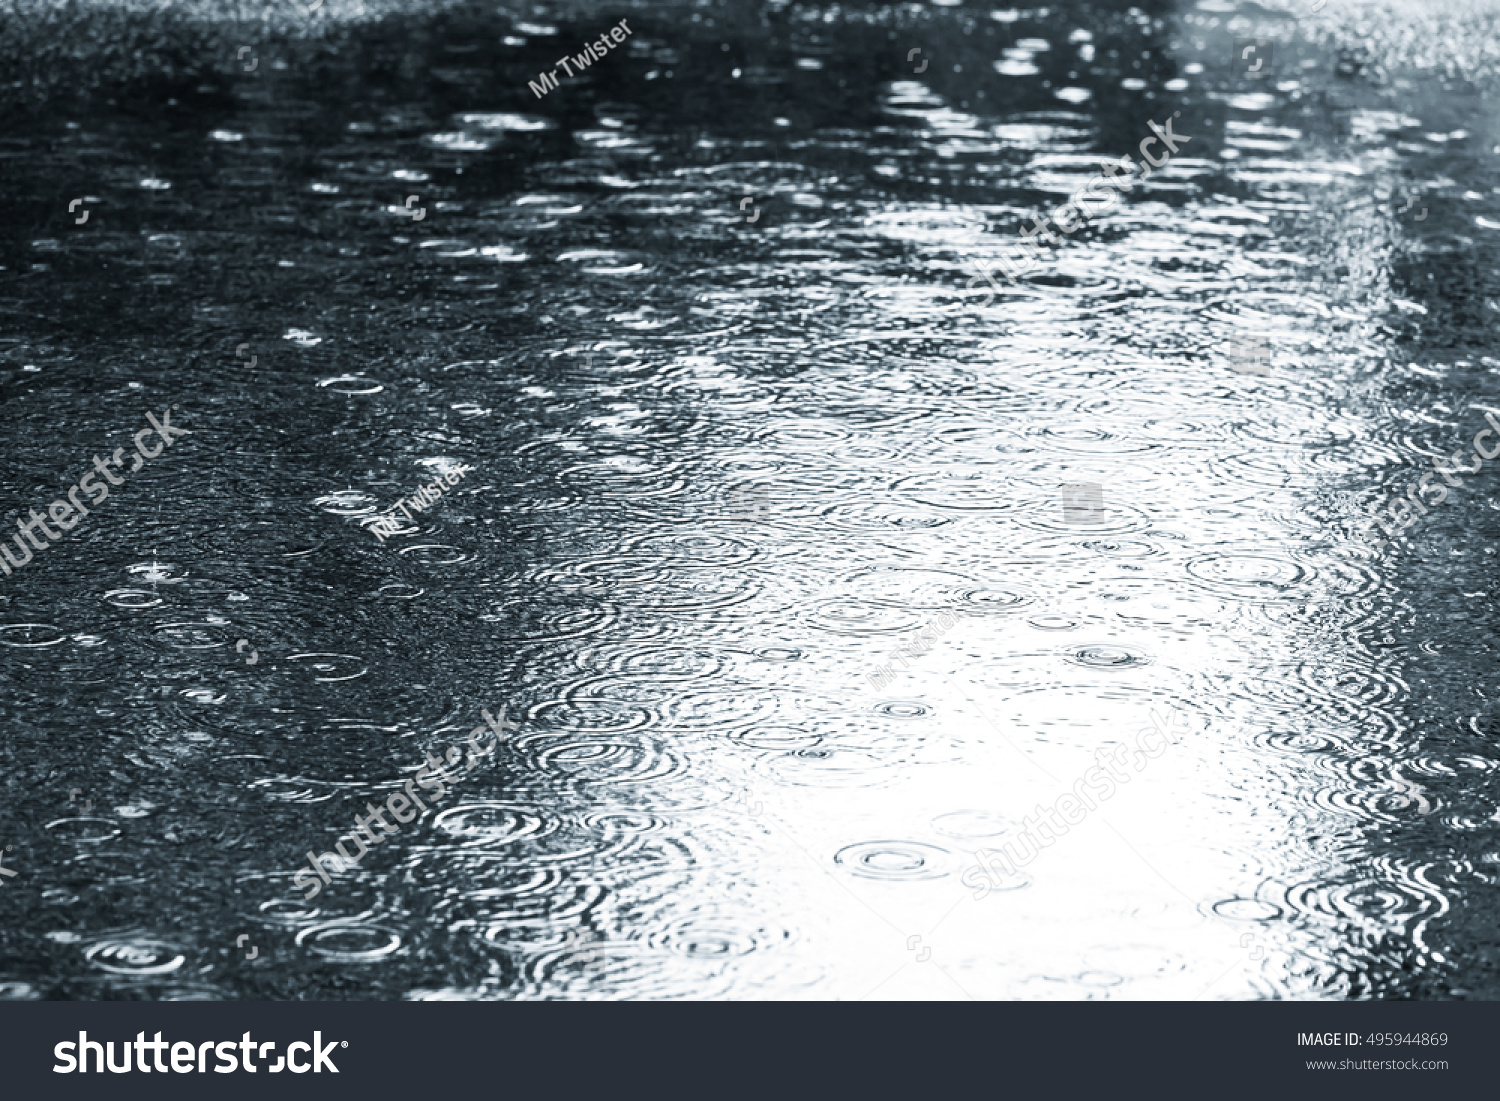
[3,0,1500,1000]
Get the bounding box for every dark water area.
[3,0,1500,1000]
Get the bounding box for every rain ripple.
[84,935,186,976]
[833,841,954,881]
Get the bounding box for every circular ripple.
[1261,726,1341,753]
[250,776,362,805]
[818,500,952,534]
[1024,421,1161,456]
[872,699,934,719]
[617,572,762,614]
[150,622,230,650]
[522,941,728,999]
[1309,785,1435,822]
[518,732,683,788]
[804,600,924,636]
[833,840,953,881]
[295,921,402,962]
[932,810,1017,839]
[1280,875,1436,926]
[1079,539,1161,557]
[45,817,121,844]
[283,652,368,682]
[526,697,655,735]
[841,566,987,608]
[974,652,1060,689]
[1185,551,1311,600]
[432,803,560,847]
[1295,660,1407,711]
[957,587,1031,612]
[318,376,384,395]
[421,817,628,870]
[84,937,185,975]
[398,544,471,565]
[561,456,685,500]
[1212,897,1282,922]
[103,590,163,609]
[728,724,822,751]
[442,874,603,936]
[646,913,786,960]
[961,850,1034,894]
[751,421,853,449]
[1065,645,1152,670]
[1075,969,1125,988]
[895,470,1017,511]
[126,561,187,584]
[313,489,381,515]
[759,746,902,789]
[484,597,616,642]
[257,896,324,928]
[379,583,425,599]
[1010,496,1153,535]
[1083,944,1190,981]
[584,644,727,683]
[626,685,769,731]
[0,623,67,647]
[622,531,758,570]
[577,809,671,837]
